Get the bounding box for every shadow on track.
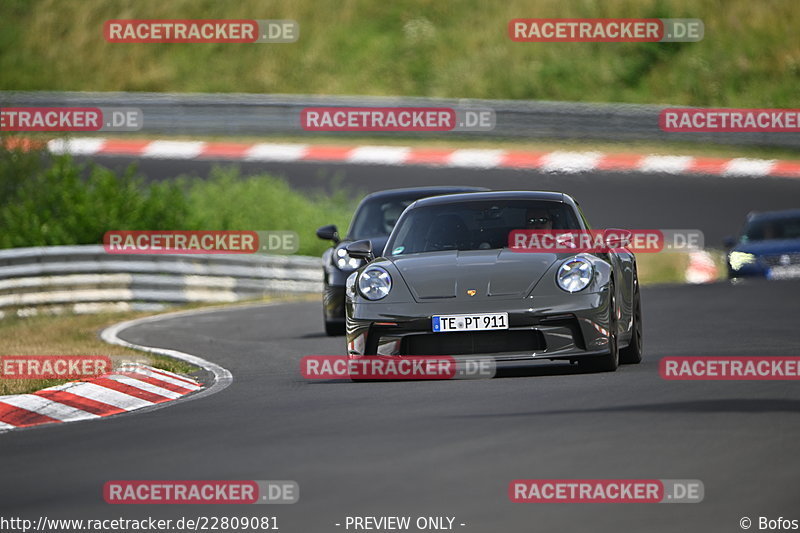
[451,398,800,417]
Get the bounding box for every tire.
[324,319,345,336]
[619,279,643,364]
[580,280,619,373]
[322,278,345,336]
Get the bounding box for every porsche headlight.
[556,256,594,293]
[345,271,358,300]
[335,247,362,270]
[357,267,392,300]
[728,251,756,271]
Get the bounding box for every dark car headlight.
[357,267,392,300]
[345,272,358,300]
[556,256,594,293]
[335,247,362,271]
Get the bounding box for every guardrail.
[0,245,323,317]
[2,91,798,148]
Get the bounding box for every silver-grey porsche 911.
[343,191,642,372]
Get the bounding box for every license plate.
[768,265,800,280]
[432,313,508,333]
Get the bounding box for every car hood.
[389,249,560,301]
[733,239,800,256]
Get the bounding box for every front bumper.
[728,263,800,280]
[346,292,613,362]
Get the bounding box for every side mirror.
[604,228,632,249]
[722,236,736,249]
[316,224,339,243]
[346,240,374,261]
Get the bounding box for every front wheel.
[324,320,345,336]
[620,280,643,364]
[322,279,345,336]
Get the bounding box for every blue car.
[725,209,800,280]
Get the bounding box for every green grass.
[1,0,799,107]
[181,167,356,255]
[0,310,199,395]
[636,252,689,285]
[636,249,727,285]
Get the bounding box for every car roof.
[410,190,570,208]
[361,186,488,202]
[747,208,800,221]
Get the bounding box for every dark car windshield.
[386,199,582,255]
[742,215,800,242]
[347,195,422,240]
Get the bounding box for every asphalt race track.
[2,279,800,532]
[75,155,800,244]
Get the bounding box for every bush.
[0,142,190,248]
[182,166,356,256]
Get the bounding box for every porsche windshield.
[386,200,582,255]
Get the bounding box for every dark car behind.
[316,186,487,335]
